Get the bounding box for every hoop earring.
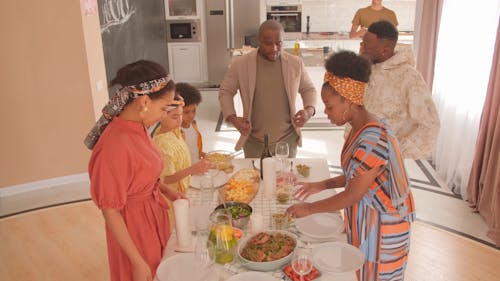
[342,109,348,123]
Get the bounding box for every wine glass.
[194,233,215,279]
[275,142,289,172]
[291,250,313,281]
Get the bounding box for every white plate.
[156,253,218,281]
[312,242,365,274]
[294,213,344,239]
[226,271,277,281]
[190,171,229,189]
[304,189,336,203]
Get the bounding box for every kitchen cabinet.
[267,0,302,5]
[164,0,201,19]
[168,42,206,82]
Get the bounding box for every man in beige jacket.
[219,20,317,158]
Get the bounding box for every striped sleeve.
[346,127,388,181]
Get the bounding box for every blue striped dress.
[341,120,416,281]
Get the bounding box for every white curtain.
[432,0,500,199]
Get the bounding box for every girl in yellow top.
[153,97,211,194]
[176,83,205,164]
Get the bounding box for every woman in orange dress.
[287,51,415,281]
[85,60,184,281]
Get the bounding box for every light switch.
[96,80,103,91]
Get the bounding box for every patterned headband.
[84,76,171,149]
[127,77,171,97]
[323,72,366,105]
[169,94,185,108]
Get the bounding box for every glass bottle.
[294,39,300,55]
[260,134,272,179]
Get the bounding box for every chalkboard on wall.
[98,0,168,96]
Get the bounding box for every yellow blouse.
[153,127,192,193]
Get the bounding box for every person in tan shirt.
[219,20,317,157]
[349,0,398,38]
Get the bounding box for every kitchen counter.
[284,48,331,67]
[291,31,414,41]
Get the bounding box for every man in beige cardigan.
[219,20,317,158]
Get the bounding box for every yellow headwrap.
[323,72,366,105]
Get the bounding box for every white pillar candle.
[250,213,264,234]
[173,199,192,248]
[262,158,276,199]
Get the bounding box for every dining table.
[155,158,359,281]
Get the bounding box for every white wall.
[301,0,416,32]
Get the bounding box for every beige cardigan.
[219,49,317,151]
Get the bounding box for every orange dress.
[89,117,170,281]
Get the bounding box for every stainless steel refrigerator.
[205,0,261,85]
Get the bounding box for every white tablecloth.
[156,158,357,281]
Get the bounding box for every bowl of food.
[238,230,297,272]
[215,201,253,229]
[205,150,234,173]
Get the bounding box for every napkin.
[173,199,192,249]
[262,158,276,199]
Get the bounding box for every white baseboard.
[0,173,90,197]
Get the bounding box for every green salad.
[227,205,251,219]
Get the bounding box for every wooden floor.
[1,201,499,281]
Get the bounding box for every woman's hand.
[132,259,152,281]
[293,181,326,201]
[161,183,186,201]
[286,202,313,219]
[191,159,211,175]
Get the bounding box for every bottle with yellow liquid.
[208,209,237,264]
[293,39,300,55]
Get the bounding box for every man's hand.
[228,115,252,136]
[292,107,314,128]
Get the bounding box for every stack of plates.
[311,242,365,274]
[304,189,336,203]
[156,253,217,281]
[294,213,344,239]
[226,271,276,281]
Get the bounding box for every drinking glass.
[291,250,313,281]
[275,142,289,172]
[199,174,215,203]
[194,232,215,280]
[276,172,294,204]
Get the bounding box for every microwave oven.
[166,19,201,42]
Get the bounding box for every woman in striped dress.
[287,51,415,281]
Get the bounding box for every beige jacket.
[364,44,440,159]
[219,49,317,151]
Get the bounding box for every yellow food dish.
[221,169,259,203]
[206,151,234,173]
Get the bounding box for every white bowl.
[237,230,297,272]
